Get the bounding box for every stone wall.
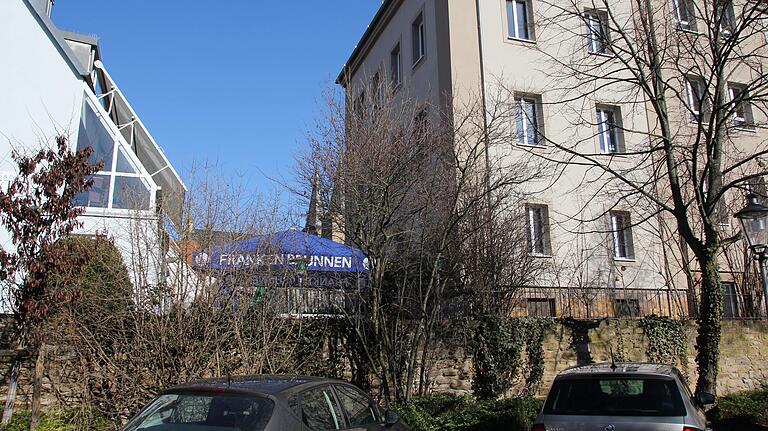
[419,319,768,397]
[1,318,766,411]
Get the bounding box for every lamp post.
[734,193,768,318]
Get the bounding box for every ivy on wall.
[472,316,554,399]
[639,316,688,367]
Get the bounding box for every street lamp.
[734,193,768,317]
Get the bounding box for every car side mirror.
[696,391,716,406]
[384,410,400,428]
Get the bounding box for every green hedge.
[395,394,543,431]
[710,384,768,431]
[0,409,115,431]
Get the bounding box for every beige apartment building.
[336,0,768,319]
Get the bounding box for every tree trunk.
[694,250,723,395]
[30,345,48,431]
[1,359,20,426]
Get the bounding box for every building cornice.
[336,0,403,87]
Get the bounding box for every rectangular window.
[515,95,544,145]
[412,13,426,66]
[371,72,381,109]
[614,298,641,318]
[506,0,534,41]
[526,204,551,255]
[723,282,739,319]
[673,0,697,31]
[527,298,556,317]
[585,11,609,54]
[700,169,729,226]
[610,211,635,259]
[596,106,622,153]
[685,77,706,121]
[748,176,767,204]
[729,83,753,127]
[720,0,736,35]
[390,43,402,87]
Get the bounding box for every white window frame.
[526,204,550,256]
[585,11,608,54]
[673,0,696,31]
[515,95,543,146]
[596,106,621,154]
[390,43,402,87]
[77,88,156,214]
[685,77,706,121]
[610,211,634,260]
[412,13,426,66]
[728,83,752,127]
[506,0,534,41]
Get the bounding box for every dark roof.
[164,375,345,397]
[336,0,399,86]
[558,363,678,378]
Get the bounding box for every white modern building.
[0,0,186,309]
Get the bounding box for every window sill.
[587,50,613,58]
[676,25,700,35]
[411,55,425,71]
[516,142,547,149]
[80,207,156,220]
[613,257,636,263]
[505,36,537,45]
[529,253,553,259]
[733,123,757,133]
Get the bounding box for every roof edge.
[336,0,401,86]
[21,0,89,77]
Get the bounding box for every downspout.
[474,0,491,176]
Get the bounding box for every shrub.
[709,384,768,431]
[0,409,116,431]
[395,394,543,431]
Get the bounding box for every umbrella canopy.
[192,228,369,273]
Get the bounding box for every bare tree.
[524,0,768,394]
[296,80,545,402]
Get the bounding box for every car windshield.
[543,377,686,417]
[122,392,274,431]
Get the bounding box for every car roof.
[164,375,350,398]
[556,362,679,378]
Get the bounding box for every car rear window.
[543,377,686,417]
[123,392,274,431]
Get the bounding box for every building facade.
[337,0,768,318]
[0,0,186,310]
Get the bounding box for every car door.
[332,384,383,431]
[299,385,348,431]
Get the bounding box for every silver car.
[121,375,408,431]
[532,363,715,431]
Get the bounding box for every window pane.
[113,176,151,210]
[516,0,529,39]
[506,1,517,37]
[115,147,139,174]
[122,393,274,431]
[545,378,685,416]
[301,387,342,430]
[587,14,606,53]
[77,99,114,171]
[335,385,377,426]
[73,174,110,208]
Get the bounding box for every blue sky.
[53,1,380,213]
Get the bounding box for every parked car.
[122,375,408,431]
[531,363,715,431]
